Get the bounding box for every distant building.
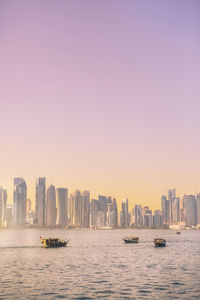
[70,190,82,227]
[184,195,197,226]
[120,199,129,227]
[57,188,68,227]
[171,197,180,223]
[153,210,162,228]
[35,177,46,226]
[46,185,56,227]
[81,191,90,228]
[90,199,99,227]
[6,205,13,226]
[98,195,107,213]
[107,202,114,227]
[112,198,118,228]
[161,195,170,224]
[135,204,143,227]
[196,194,200,225]
[97,211,106,227]
[0,187,7,227]
[13,177,27,226]
[26,198,31,217]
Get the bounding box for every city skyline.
[1,0,200,209]
[3,176,200,212]
[1,178,200,229]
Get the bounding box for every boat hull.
[123,237,139,243]
[40,238,69,248]
[154,238,166,247]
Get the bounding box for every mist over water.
[0,229,199,299]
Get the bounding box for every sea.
[0,228,199,299]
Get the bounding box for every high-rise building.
[6,205,13,227]
[35,177,46,226]
[144,213,153,228]
[196,194,200,225]
[171,197,180,223]
[13,177,27,226]
[183,195,197,226]
[161,195,170,224]
[26,198,31,217]
[46,185,56,227]
[112,198,118,228]
[153,210,162,228]
[0,187,7,227]
[98,195,107,212]
[90,199,99,227]
[81,191,90,228]
[120,199,129,227]
[57,188,68,227]
[97,211,106,227]
[168,188,176,222]
[107,202,114,227]
[70,190,82,227]
[134,204,143,227]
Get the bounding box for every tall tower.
[71,190,82,227]
[196,194,200,225]
[161,195,170,224]
[13,178,27,226]
[35,177,46,226]
[46,185,56,227]
[120,199,129,227]
[184,195,197,226]
[81,191,90,228]
[112,198,118,228]
[90,199,99,227]
[0,187,7,226]
[57,188,68,227]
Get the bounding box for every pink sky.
[0,0,200,209]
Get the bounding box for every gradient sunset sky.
[1,0,200,210]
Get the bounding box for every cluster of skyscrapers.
[161,189,200,227]
[0,180,200,229]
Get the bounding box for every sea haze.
[0,229,199,299]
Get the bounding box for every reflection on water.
[0,229,199,299]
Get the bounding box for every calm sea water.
[0,228,199,299]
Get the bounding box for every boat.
[123,236,139,243]
[40,237,69,248]
[154,238,166,247]
[176,231,181,234]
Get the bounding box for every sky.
[0,0,200,210]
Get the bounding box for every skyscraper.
[26,198,31,217]
[70,190,82,227]
[161,195,170,224]
[168,188,176,222]
[46,185,56,227]
[184,195,197,226]
[98,195,107,213]
[90,199,99,227]
[35,177,46,226]
[81,191,90,228]
[134,204,143,227]
[120,199,129,227]
[112,198,118,228]
[57,188,68,227]
[0,187,7,227]
[196,194,200,225]
[13,177,27,226]
[171,197,180,223]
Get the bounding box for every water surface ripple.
[0,229,199,299]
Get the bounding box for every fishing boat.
[154,238,166,247]
[123,236,139,243]
[40,237,69,248]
